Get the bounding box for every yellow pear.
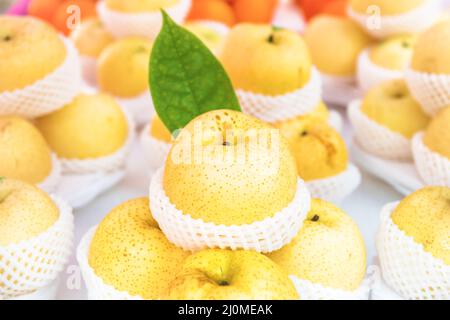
[268,199,367,290]
[0,178,59,246]
[423,107,450,159]
[70,18,114,58]
[0,16,66,92]
[305,15,372,76]
[220,24,312,95]
[361,79,430,138]
[0,116,52,184]
[350,0,425,15]
[164,249,299,300]
[89,198,190,299]
[411,20,450,74]
[105,0,179,13]
[369,34,417,70]
[274,117,348,181]
[164,109,298,226]
[150,115,172,143]
[391,187,450,265]
[184,22,225,55]
[97,37,153,98]
[36,93,128,159]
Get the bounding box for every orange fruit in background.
[322,0,348,17]
[52,0,97,35]
[187,0,236,27]
[28,0,63,22]
[232,0,278,24]
[297,0,336,21]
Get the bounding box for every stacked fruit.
[75,12,372,300]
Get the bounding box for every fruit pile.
[0,0,449,301]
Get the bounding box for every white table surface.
[56,106,404,300]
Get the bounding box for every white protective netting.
[348,100,412,161]
[60,109,135,174]
[97,0,192,40]
[0,196,74,299]
[405,68,450,116]
[0,37,81,118]
[357,49,404,93]
[377,201,450,300]
[306,163,361,203]
[290,273,373,300]
[149,167,311,253]
[412,133,450,187]
[321,73,362,107]
[237,68,322,123]
[347,0,440,39]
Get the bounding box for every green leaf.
[149,11,241,134]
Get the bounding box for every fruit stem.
[267,34,275,44]
[311,215,320,222]
[3,35,11,42]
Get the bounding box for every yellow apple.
[36,93,128,159]
[150,115,172,143]
[411,20,450,74]
[105,0,179,13]
[349,0,425,15]
[0,116,52,184]
[391,187,450,265]
[268,199,366,290]
[97,37,153,98]
[89,197,190,299]
[369,34,417,70]
[361,79,430,138]
[220,24,312,95]
[164,109,298,226]
[164,249,299,300]
[0,178,59,246]
[304,15,372,76]
[184,22,225,55]
[424,106,450,159]
[0,16,66,92]
[274,117,348,181]
[70,18,114,58]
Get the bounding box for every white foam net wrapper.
[149,167,311,253]
[321,73,362,107]
[60,109,135,174]
[348,100,412,161]
[347,0,440,39]
[0,37,81,118]
[237,68,322,123]
[376,201,450,300]
[306,163,361,204]
[97,0,191,40]
[80,56,97,87]
[77,226,143,300]
[357,49,403,93]
[38,154,62,194]
[116,91,155,128]
[405,68,450,116]
[139,124,171,171]
[290,273,372,300]
[412,133,450,187]
[0,196,74,299]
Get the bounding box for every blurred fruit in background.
[296,0,348,21]
[188,0,236,26]
[28,0,98,35]
[233,0,278,24]
[188,0,279,26]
